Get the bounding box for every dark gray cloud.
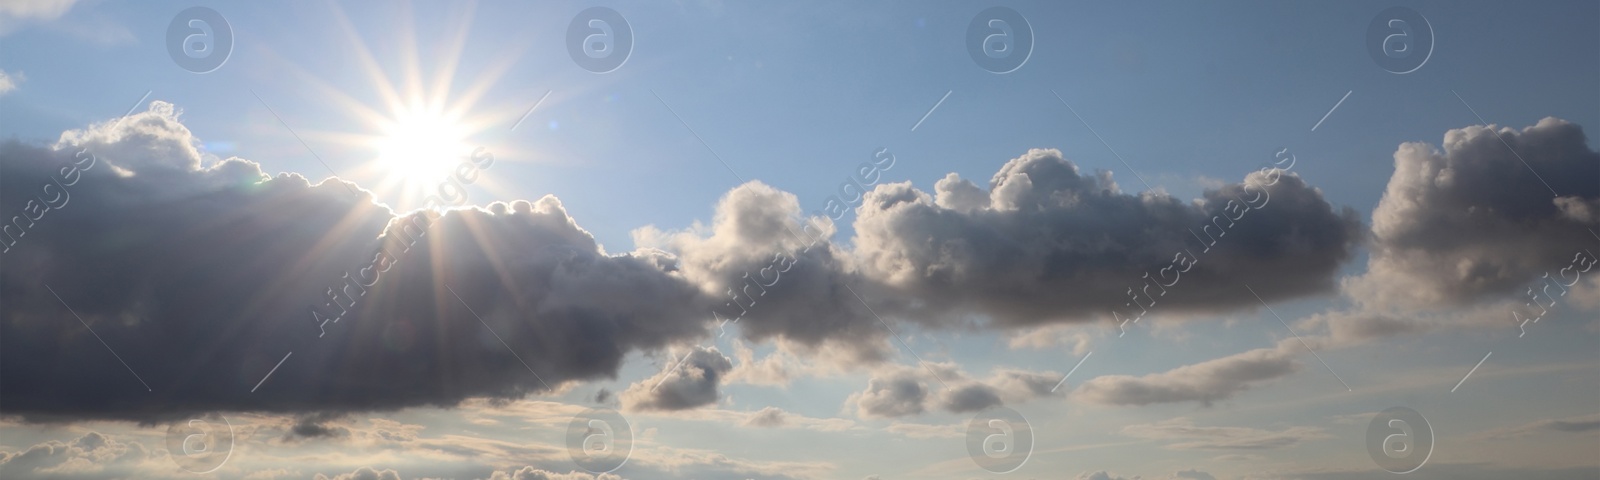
[850,369,928,418]
[620,346,733,411]
[936,383,1003,413]
[851,148,1363,327]
[1347,117,1600,309]
[315,467,402,480]
[1,103,710,422]
[286,412,351,441]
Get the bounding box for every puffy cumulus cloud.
[849,368,928,418]
[852,148,1362,327]
[315,467,402,480]
[1074,340,1300,406]
[937,383,1003,413]
[848,364,1062,418]
[1347,117,1600,310]
[0,103,713,422]
[1121,417,1329,450]
[621,346,734,412]
[634,182,892,363]
[0,431,151,479]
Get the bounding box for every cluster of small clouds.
[1074,469,1218,480]
[846,363,1061,418]
[0,431,150,479]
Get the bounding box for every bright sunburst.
[372,106,470,186]
[281,2,547,211]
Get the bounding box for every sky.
[0,0,1597,479]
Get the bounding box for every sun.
[373,106,470,188]
[283,2,546,211]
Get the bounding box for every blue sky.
[1,1,1598,479]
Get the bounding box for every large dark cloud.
[851,148,1363,327]
[1347,117,1600,309]
[1,103,710,422]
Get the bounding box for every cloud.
[1346,117,1600,310]
[1008,325,1093,355]
[741,406,787,427]
[634,181,892,363]
[1074,340,1300,406]
[621,346,734,412]
[1469,413,1600,440]
[285,413,352,441]
[936,383,1003,413]
[1120,417,1329,450]
[0,431,150,479]
[0,69,19,95]
[0,0,76,32]
[486,467,626,480]
[1,102,713,422]
[848,363,1063,418]
[852,148,1363,327]
[1075,472,1138,480]
[849,368,928,418]
[1170,470,1217,480]
[884,422,961,439]
[315,467,402,480]
[1278,463,1600,480]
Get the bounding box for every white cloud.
[1074,340,1300,406]
[0,69,20,95]
[1347,117,1600,310]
